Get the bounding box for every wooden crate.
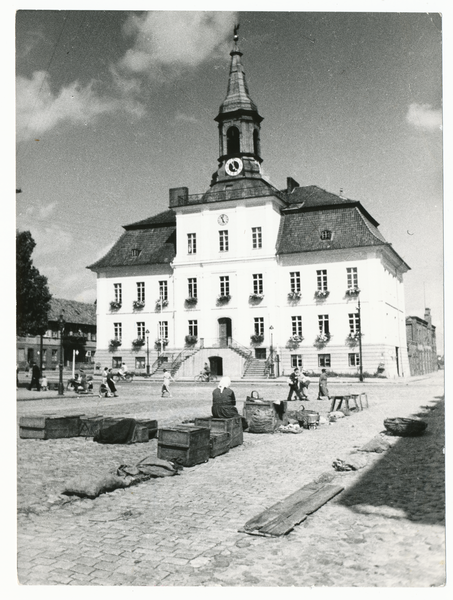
[194,416,243,448]
[157,425,210,467]
[136,419,158,439]
[131,424,149,443]
[79,416,105,437]
[19,415,83,439]
[209,432,231,458]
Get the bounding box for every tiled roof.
[284,185,354,208]
[87,211,176,272]
[48,298,96,326]
[276,205,388,255]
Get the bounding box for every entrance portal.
[209,356,223,377]
[218,317,232,348]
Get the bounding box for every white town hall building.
[88,29,410,380]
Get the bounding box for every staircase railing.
[229,338,253,360]
[149,354,171,376]
[170,346,201,376]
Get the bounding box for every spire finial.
[233,23,240,42]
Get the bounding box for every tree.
[16,230,52,337]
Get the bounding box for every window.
[318,354,331,368]
[291,316,302,337]
[226,126,240,154]
[159,281,168,301]
[318,314,330,335]
[316,270,328,292]
[137,322,145,339]
[219,230,229,252]
[135,357,146,370]
[188,233,197,254]
[158,321,168,340]
[347,267,358,289]
[131,248,141,257]
[114,323,122,341]
[290,272,301,293]
[291,354,303,369]
[188,278,197,298]
[254,317,264,336]
[349,313,360,334]
[114,283,122,304]
[137,282,145,303]
[252,274,263,295]
[348,353,360,367]
[51,329,59,339]
[320,230,332,241]
[220,276,230,296]
[112,357,122,368]
[252,227,262,249]
[188,320,198,337]
[51,349,58,363]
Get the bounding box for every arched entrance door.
[218,317,232,347]
[209,356,223,377]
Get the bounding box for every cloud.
[174,112,200,125]
[119,11,237,77]
[406,103,442,131]
[16,70,144,142]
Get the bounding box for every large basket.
[298,410,320,430]
[383,417,427,437]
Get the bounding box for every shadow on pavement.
[338,395,445,525]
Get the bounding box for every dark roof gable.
[48,298,95,326]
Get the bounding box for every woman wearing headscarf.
[211,377,248,429]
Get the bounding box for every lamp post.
[58,313,65,395]
[357,297,364,382]
[145,329,150,376]
[269,325,275,378]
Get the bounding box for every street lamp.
[58,313,65,395]
[269,325,275,378]
[357,298,364,382]
[145,329,150,376]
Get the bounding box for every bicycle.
[194,372,218,382]
[113,371,134,383]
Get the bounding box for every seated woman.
[211,377,248,429]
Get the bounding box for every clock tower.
[211,25,264,186]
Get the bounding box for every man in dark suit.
[29,362,41,391]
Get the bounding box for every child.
[161,368,174,398]
[40,375,48,391]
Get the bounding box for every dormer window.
[320,230,333,241]
[131,248,141,257]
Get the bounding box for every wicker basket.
[383,417,427,437]
[298,410,320,430]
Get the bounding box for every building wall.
[406,315,437,375]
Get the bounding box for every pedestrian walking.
[318,368,330,400]
[298,370,310,399]
[211,376,248,429]
[287,368,304,401]
[106,368,118,397]
[28,362,41,391]
[161,368,174,397]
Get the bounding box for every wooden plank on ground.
[242,483,344,537]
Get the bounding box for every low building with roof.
[88,29,410,379]
[406,308,438,375]
[16,298,96,372]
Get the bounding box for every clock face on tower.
[217,214,229,225]
[225,157,243,176]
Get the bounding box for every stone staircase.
[242,358,268,379]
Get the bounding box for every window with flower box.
[158,321,168,340]
[347,267,358,290]
[254,317,264,336]
[349,313,360,334]
[188,278,197,298]
[219,276,230,297]
[252,274,263,295]
[290,271,301,293]
[136,282,145,303]
[188,233,197,254]
[318,314,330,336]
[114,323,122,341]
[188,320,198,337]
[159,281,168,301]
[252,227,262,249]
[291,315,302,337]
[219,230,229,252]
[137,322,145,340]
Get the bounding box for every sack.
[248,408,277,434]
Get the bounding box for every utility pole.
[357,297,364,382]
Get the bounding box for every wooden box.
[131,424,149,443]
[194,416,243,448]
[136,419,158,439]
[157,425,210,467]
[79,416,104,437]
[19,414,82,440]
[209,432,231,458]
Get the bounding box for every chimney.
[424,308,432,327]
[169,187,189,207]
[286,177,300,193]
[339,188,345,198]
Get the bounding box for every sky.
[14,2,445,350]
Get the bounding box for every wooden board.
[241,482,344,537]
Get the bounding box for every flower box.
[217,294,231,303]
[250,334,264,344]
[315,333,331,345]
[249,293,264,301]
[109,338,122,348]
[132,338,145,347]
[185,297,198,306]
[155,299,168,309]
[185,335,198,345]
[346,288,360,296]
[110,301,122,310]
[314,290,330,299]
[287,335,303,348]
[133,300,145,309]
[287,291,301,301]
[155,338,169,348]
